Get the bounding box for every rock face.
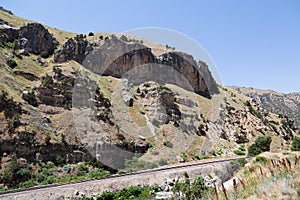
[136,82,181,126]
[56,35,218,98]
[0,134,94,164]
[83,35,156,77]
[54,37,89,63]
[0,23,58,56]
[157,52,218,98]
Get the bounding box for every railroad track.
[0,156,245,199]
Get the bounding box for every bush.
[255,136,272,151]
[255,156,269,163]
[248,136,272,157]
[88,168,110,179]
[88,32,94,36]
[54,155,65,166]
[77,163,88,176]
[120,35,129,42]
[6,57,17,68]
[158,158,168,166]
[6,113,20,131]
[45,134,51,144]
[248,143,263,157]
[233,149,246,156]
[96,186,161,200]
[291,136,300,151]
[150,148,159,155]
[194,154,212,160]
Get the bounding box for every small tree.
[248,136,272,157]
[255,136,272,151]
[291,136,300,151]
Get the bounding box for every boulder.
[122,93,133,107]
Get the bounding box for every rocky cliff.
[55,35,218,98]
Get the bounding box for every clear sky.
[1,0,300,93]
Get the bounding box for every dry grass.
[211,152,300,200]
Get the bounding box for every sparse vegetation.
[245,100,262,119]
[123,156,157,172]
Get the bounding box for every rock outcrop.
[0,23,58,56]
[54,37,89,63]
[56,35,218,98]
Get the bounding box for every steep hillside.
[232,87,300,131]
[0,8,299,192]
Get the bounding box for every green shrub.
[158,158,168,166]
[96,186,161,200]
[233,149,246,155]
[194,154,211,160]
[150,148,159,155]
[88,168,110,179]
[77,163,88,176]
[248,143,263,157]
[248,136,272,157]
[255,136,272,151]
[255,156,269,163]
[54,155,65,166]
[45,134,51,144]
[6,57,17,68]
[291,136,300,151]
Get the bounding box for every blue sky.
[1,0,300,93]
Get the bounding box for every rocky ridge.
[232,87,300,131]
